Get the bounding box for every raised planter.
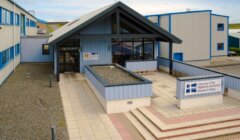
[85,64,152,113]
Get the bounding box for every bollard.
[49,74,52,88]
[51,125,57,140]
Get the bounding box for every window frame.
[217,23,224,31]
[217,43,224,51]
[42,44,50,55]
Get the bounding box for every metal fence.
[157,57,240,91]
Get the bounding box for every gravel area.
[0,63,68,140]
[91,65,143,85]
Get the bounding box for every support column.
[169,42,173,75]
[56,44,60,82]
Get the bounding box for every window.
[144,40,154,60]
[217,43,224,51]
[42,44,50,55]
[112,39,154,66]
[2,49,9,65]
[1,8,6,24]
[26,18,29,26]
[15,14,20,26]
[0,8,14,25]
[15,44,20,56]
[217,23,224,31]
[10,47,14,59]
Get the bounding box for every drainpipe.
[13,3,15,72]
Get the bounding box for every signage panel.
[184,79,222,96]
[83,52,99,60]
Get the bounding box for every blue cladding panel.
[20,37,53,62]
[85,66,152,101]
[80,39,112,72]
[125,60,157,71]
[80,17,112,72]
[81,17,111,34]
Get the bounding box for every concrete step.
[130,109,162,138]
[135,108,240,139]
[168,126,240,140]
[124,112,156,140]
[138,107,240,131]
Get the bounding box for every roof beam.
[70,34,166,39]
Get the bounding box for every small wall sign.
[184,79,222,96]
[83,52,99,60]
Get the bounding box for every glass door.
[59,51,79,73]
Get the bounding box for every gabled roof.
[48,1,182,44]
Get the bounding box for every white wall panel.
[171,12,211,61]
[211,15,228,57]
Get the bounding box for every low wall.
[176,74,225,109]
[125,60,157,72]
[85,64,152,113]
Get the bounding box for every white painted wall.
[211,15,228,57]
[0,0,37,85]
[171,12,211,61]
[159,15,170,59]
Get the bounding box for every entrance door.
[59,51,80,73]
[174,53,183,61]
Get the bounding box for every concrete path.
[59,73,122,140]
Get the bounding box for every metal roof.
[48,1,182,44]
[8,0,37,19]
[230,33,240,39]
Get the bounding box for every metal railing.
[157,57,240,91]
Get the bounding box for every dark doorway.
[59,39,80,73]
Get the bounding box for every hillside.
[229,23,240,29]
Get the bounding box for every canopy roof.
[48,1,182,44]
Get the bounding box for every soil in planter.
[91,66,143,85]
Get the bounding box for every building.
[37,18,48,35]
[229,33,240,49]
[146,10,229,62]
[0,0,37,85]
[47,2,182,80]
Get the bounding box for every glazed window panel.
[42,44,50,55]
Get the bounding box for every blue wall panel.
[20,37,53,62]
[79,17,112,72]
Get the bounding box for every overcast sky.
[14,0,239,23]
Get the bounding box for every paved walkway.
[59,73,123,140]
[59,71,240,139]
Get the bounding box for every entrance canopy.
[48,1,182,45]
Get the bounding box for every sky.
[14,0,239,23]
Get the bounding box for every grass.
[229,23,240,29]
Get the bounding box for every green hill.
[229,23,240,29]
